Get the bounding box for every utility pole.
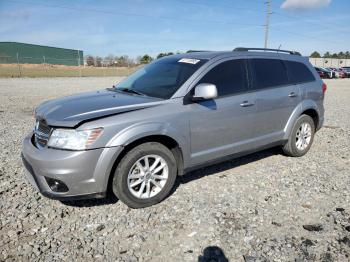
[43,55,48,75]
[16,52,22,77]
[264,0,271,49]
[77,49,82,77]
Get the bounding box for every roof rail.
[186,50,210,53]
[233,47,301,56]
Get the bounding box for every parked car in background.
[340,67,350,78]
[334,68,346,78]
[22,47,325,208]
[326,67,340,78]
[315,67,329,79]
[320,67,333,78]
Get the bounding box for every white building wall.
[308,58,350,67]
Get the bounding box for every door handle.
[288,92,298,97]
[240,101,255,107]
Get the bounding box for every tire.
[282,114,315,157]
[112,142,177,208]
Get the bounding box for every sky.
[0,0,349,57]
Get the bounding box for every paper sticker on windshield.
[178,58,200,64]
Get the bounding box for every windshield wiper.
[108,86,143,95]
[118,87,144,96]
[109,86,146,96]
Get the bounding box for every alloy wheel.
[127,155,169,199]
[295,122,312,151]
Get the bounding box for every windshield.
[115,57,207,99]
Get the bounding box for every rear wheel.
[283,114,315,157]
[112,142,177,208]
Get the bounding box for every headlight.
[47,128,103,150]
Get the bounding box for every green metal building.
[0,42,83,66]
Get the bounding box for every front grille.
[34,120,51,148]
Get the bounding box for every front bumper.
[21,133,123,200]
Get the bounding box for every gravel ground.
[0,77,349,261]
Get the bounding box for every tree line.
[85,50,350,67]
[84,52,177,67]
[310,51,350,59]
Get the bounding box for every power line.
[271,26,343,46]
[7,0,260,28]
[173,0,262,13]
[273,12,350,35]
[259,0,344,47]
[5,0,346,49]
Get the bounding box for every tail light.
[322,83,327,94]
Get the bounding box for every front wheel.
[112,142,177,208]
[283,114,315,157]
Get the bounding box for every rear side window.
[251,59,289,89]
[285,61,315,83]
[198,59,248,96]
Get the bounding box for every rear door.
[249,58,301,144]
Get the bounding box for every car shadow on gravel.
[178,146,282,186]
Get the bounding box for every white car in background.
[326,67,339,78]
[321,67,334,78]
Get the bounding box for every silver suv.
[22,47,326,208]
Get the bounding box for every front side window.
[116,57,207,99]
[251,58,289,89]
[198,59,248,97]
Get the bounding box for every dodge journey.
[22,47,326,208]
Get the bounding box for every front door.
[188,59,257,166]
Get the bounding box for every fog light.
[45,177,69,192]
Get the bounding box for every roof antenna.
[278,44,282,53]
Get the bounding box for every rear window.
[285,61,315,84]
[251,59,289,89]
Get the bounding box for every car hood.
[35,89,163,127]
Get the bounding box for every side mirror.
[192,83,218,101]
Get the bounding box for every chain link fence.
[0,54,140,77]
[2,54,350,78]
